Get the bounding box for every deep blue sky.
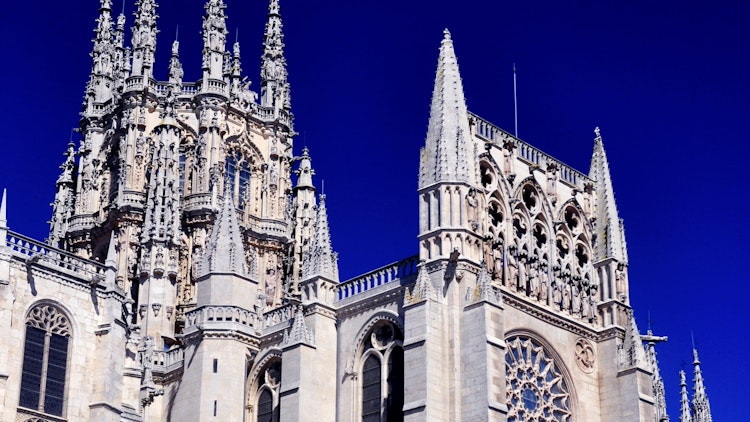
[1,0,747,419]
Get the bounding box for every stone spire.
[260,0,291,113]
[130,0,158,79]
[691,348,712,422]
[199,187,247,277]
[168,36,184,86]
[680,370,692,422]
[419,29,476,188]
[589,127,628,263]
[47,142,77,248]
[302,194,338,282]
[201,0,228,81]
[84,0,117,110]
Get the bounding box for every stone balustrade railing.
[5,231,107,282]
[336,255,420,301]
[67,214,97,233]
[152,348,185,373]
[243,213,289,238]
[262,304,295,329]
[183,193,213,214]
[185,305,260,331]
[470,112,590,188]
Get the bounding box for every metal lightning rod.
[513,63,518,138]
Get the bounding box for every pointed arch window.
[359,322,404,422]
[19,304,72,417]
[226,153,252,210]
[254,360,281,422]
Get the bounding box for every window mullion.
[38,331,52,413]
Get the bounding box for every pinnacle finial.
[301,193,338,282]
[0,189,7,229]
[443,28,451,40]
[594,126,601,138]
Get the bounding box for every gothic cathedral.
[0,1,713,421]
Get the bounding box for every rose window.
[506,336,572,421]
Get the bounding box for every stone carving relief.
[575,338,596,374]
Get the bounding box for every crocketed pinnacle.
[622,313,648,370]
[303,194,338,282]
[200,186,248,277]
[283,305,315,346]
[202,0,228,80]
[130,0,158,78]
[680,370,692,422]
[589,128,628,263]
[473,260,500,304]
[643,332,669,422]
[84,0,117,109]
[419,29,476,188]
[0,189,7,230]
[294,147,315,189]
[260,0,290,111]
[691,348,712,422]
[406,261,434,304]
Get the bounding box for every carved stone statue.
[465,188,479,231]
[140,335,155,387]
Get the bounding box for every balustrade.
[336,255,419,300]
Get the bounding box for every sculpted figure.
[528,259,540,298]
[465,188,479,231]
[506,245,518,289]
[140,336,155,387]
[517,254,527,292]
[265,268,276,307]
[571,282,581,314]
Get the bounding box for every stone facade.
[0,1,713,422]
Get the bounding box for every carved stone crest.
[575,338,596,373]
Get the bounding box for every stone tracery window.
[359,322,404,422]
[506,335,572,422]
[226,153,252,209]
[255,360,281,422]
[19,304,72,417]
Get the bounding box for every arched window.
[359,322,404,421]
[19,304,72,417]
[226,153,252,210]
[254,360,281,422]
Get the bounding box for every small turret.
[201,0,228,82]
[83,0,118,113]
[260,0,291,113]
[130,0,159,79]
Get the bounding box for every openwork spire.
[130,0,158,78]
[419,29,476,188]
[260,0,290,112]
[302,194,338,282]
[589,128,628,263]
[691,348,712,422]
[199,187,248,277]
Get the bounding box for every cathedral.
[0,1,714,421]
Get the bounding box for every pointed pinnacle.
[0,189,7,229]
